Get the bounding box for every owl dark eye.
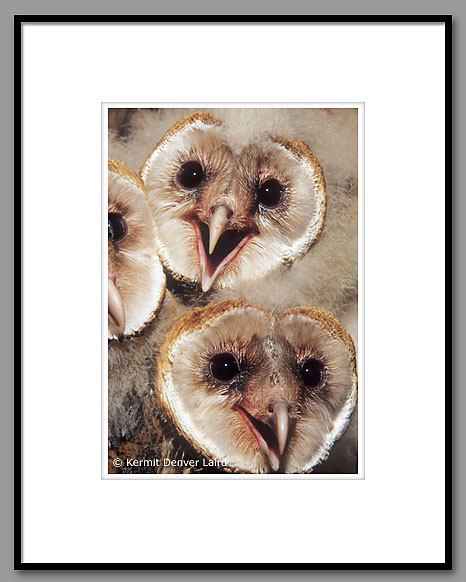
[108,212,127,243]
[209,353,240,383]
[257,178,283,208]
[299,358,324,389]
[178,161,205,189]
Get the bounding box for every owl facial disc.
[108,158,166,341]
[156,300,357,474]
[140,112,327,292]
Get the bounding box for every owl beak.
[108,275,125,340]
[191,203,255,292]
[237,395,291,472]
[266,398,290,456]
[237,405,281,472]
[208,203,231,254]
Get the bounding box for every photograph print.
[106,106,359,476]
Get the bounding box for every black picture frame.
[14,14,452,571]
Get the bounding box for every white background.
[22,23,445,564]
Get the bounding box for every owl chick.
[108,158,180,448]
[108,157,166,340]
[155,299,357,474]
[139,112,326,295]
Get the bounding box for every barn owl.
[139,112,327,295]
[108,158,180,447]
[109,107,358,320]
[155,299,357,474]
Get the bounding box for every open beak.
[237,397,291,472]
[108,275,125,340]
[191,202,255,293]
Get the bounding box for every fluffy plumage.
[108,294,180,450]
[155,299,357,474]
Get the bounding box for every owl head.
[108,157,166,340]
[140,112,327,292]
[156,299,357,473]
